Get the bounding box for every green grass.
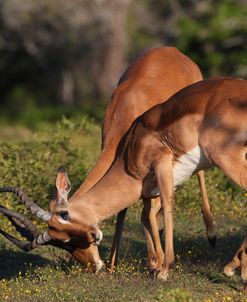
[0,118,247,302]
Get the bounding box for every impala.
[44,77,247,282]
[0,47,214,273]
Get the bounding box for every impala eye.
[59,211,69,221]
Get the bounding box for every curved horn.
[0,187,51,222]
[0,205,40,239]
[0,229,52,251]
[24,231,53,251]
[0,228,31,251]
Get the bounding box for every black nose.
[88,229,103,245]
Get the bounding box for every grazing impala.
[0,47,214,273]
[39,77,247,282]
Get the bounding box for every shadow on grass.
[0,242,112,279]
[1,226,246,283]
[0,246,52,279]
[174,230,247,266]
[103,227,247,273]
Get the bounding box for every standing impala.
[0,47,214,272]
[19,77,247,283]
[72,46,215,270]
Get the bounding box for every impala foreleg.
[155,155,174,281]
[109,208,127,271]
[142,197,164,273]
[141,206,157,271]
[197,170,216,247]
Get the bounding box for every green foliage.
[176,0,247,77]
[0,117,101,215]
[1,86,49,128]
[0,87,103,129]
[0,0,246,119]
[155,288,193,302]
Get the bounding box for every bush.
[0,116,100,215]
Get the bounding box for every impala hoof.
[148,257,157,272]
[149,268,159,278]
[208,235,217,248]
[156,270,168,281]
[223,265,235,277]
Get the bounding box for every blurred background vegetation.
[0,3,247,300]
[0,0,246,128]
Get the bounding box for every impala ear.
[55,166,71,207]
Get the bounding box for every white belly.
[151,145,213,196]
[173,145,213,187]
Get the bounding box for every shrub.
[0,116,100,215]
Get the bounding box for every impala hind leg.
[142,197,164,273]
[224,240,244,277]
[109,208,127,271]
[240,238,247,290]
[197,170,216,247]
[224,237,247,291]
[212,149,247,279]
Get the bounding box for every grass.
[0,117,247,301]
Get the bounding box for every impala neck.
[69,158,142,222]
[74,147,116,195]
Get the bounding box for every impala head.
[0,167,103,272]
[47,167,103,249]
